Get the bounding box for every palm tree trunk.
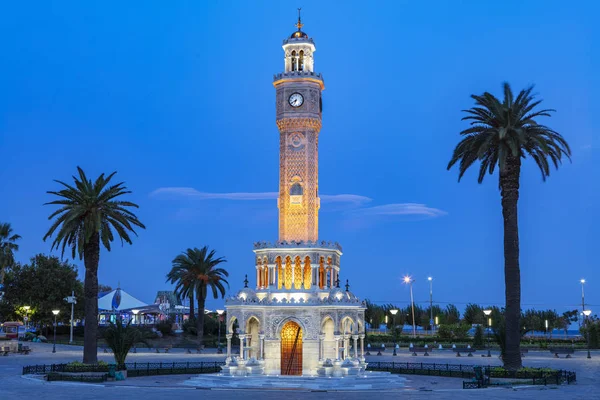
[188,292,195,323]
[499,155,522,370]
[82,232,100,364]
[197,295,205,345]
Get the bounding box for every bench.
[1,346,9,356]
[550,347,574,358]
[409,346,433,356]
[376,347,386,356]
[19,345,31,355]
[521,348,529,357]
[196,345,205,354]
[164,345,173,353]
[453,348,476,357]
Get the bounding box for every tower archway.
[280,320,303,375]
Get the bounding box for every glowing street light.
[217,309,225,354]
[390,309,398,356]
[403,276,416,338]
[52,310,60,353]
[23,306,30,331]
[483,309,492,357]
[583,309,592,359]
[427,277,433,335]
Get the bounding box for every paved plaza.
[1,342,599,399]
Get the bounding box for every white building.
[224,14,366,376]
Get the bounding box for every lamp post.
[427,277,433,335]
[217,309,224,354]
[580,279,586,327]
[131,309,140,353]
[390,309,398,356]
[404,276,416,338]
[483,309,492,357]
[545,319,549,339]
[23,306,30,331]
[52,310,60,353]
[583,310,592,359]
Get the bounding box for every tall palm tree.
[170,247,228,344]
[43,167,145,363]
[0,223,21,286]
[448,83,571,370]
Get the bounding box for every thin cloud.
[352,203,447,218]
[150,187,372,205]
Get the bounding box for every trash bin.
[108,363,116,378]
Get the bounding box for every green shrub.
[156,322,172,336]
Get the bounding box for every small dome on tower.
[236,287,258,302]
[290,30,308,39]
[328,287,357,302]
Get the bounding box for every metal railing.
[23,361,225,376]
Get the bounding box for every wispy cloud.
[351,203,447,218]
[150,187,446,221]
[150,187,372,206]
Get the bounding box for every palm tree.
[43,167,145,364]
[0,223,21,286]
[169,247,228,344]
[448,83,571,370]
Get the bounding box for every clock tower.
[274,12,324,243]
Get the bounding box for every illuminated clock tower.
[223,13,366,378]
[274,14,324,242]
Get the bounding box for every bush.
[156,322,172,336]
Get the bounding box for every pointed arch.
[276,256,283,290]
[298,50,304,71]
[319,256,325,289]
[303,256,311,289]
[285,256,292,290]
[291,50,297,72]
[294,256,302,289]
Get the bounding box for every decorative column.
[353,335,359,359]
[226,334,233,361]
[344,335,349,359]
[359,334,365,360]
[259,334,265,359]
[256,267,260,289]
[334,335,341,360]
[239,334,246,360]
[318,334,325,360]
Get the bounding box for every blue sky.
[0,1,597,316]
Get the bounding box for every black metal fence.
[23,361,225,376]
[367,362,576,385]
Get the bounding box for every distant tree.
[557,310,579,337]
[168,247,228,344]
[0,254,84,325]
[448,84,571,370]
[445,304,460,324]
[463,304,485,325]
[98,284,113,294]
[473,325,485,347]
[0,222,21,287]
[44,167,145,363]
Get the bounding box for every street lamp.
[52,310,60,353]
[581,279,586,327]
[23,306,30,331]
[545,319,549,339]
[483,309,492,357]
[390,309,398,356]
[583,310,592,359]
[217,309,225,354]
[403,276,416,338]
[131,309,140,353]
[427,277,433,335]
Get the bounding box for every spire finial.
[336,276,340,288]
[345,279,350,292]
[296,8,303,30]
[244,274,248,288]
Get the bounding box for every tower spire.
[296,8,303,30]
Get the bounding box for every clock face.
[288,92,304,107]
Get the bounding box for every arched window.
[290,183,303,205]
[298,50,304,71]
[291,51,297,72]
[303,256,311,289]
